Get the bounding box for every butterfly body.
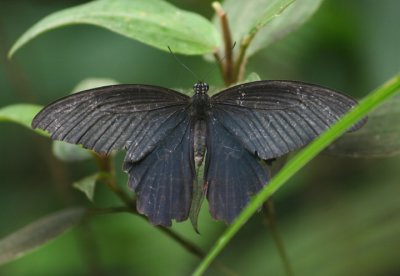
[32,80,366,227]
[189,82,211,118]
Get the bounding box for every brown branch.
[212,2,235,86]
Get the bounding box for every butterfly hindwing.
[32,84,190,161]
[123,113,195,226]
[211,80,366,160]
[205,112,269,224]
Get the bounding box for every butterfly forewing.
[32,84,190,161]
[211,80,366,160]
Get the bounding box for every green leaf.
[216,0,295,48]
[71,78,119,93]
[193,74,400,275]
[0,104,47,136]
[243,72,261,83]
[217,0,324,57]
[52,141,92,162]
[248,0,325,56]
[248,0,295,36]
[0,208,86,266]
[327,94,400,157]
[73,174,100,202]
[9,0,220,58]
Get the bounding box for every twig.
[212,2,234,85]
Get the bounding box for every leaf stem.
[263,200,294,276]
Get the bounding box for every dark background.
[1,0,399,275]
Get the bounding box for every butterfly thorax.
[190,81,211,120]
[190,82,210,167]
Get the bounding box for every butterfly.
[32,80,366,227]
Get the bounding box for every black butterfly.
[32,80,366,226]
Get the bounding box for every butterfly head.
[193,81,209,94]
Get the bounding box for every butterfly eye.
[204,83,209,92]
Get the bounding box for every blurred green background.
[1,0,399,275]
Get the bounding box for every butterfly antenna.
[168,46,200,81]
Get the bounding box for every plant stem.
[263,200,294,276]
[212,1,252,84]
[212,2,234,85]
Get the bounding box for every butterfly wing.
[123,114,194,226]
[205,113,269,224]
[33,84,195,226]
[32,84,190,161]
[211,80,367,160]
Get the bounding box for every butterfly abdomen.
[193,120,207,167]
